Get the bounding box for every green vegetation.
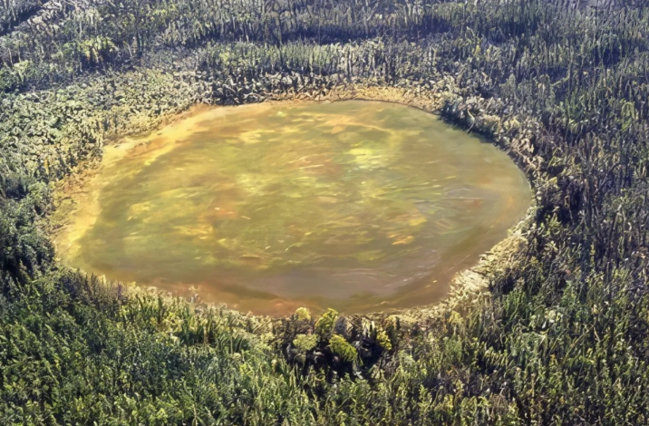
[2,0,649,424]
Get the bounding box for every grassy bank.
[2,0,649,424]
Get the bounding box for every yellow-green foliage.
[448,310,463,326]
[329,334,358,363]
[384,315,400,343]
[315,308,338,340]
[375,326,392,351]
[294,307,311,322]
[293,333,318,351]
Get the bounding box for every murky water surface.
[56,101,530,315]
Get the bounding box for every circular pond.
[56,101,531,315]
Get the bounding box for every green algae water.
[56,101,531,315]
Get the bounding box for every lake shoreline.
[50,85,536,321]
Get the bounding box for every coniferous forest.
[2,0,649,424]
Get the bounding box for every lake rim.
[53,100,532,316]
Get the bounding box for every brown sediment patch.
[51,86,532,318]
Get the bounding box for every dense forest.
[2,0,649,424]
